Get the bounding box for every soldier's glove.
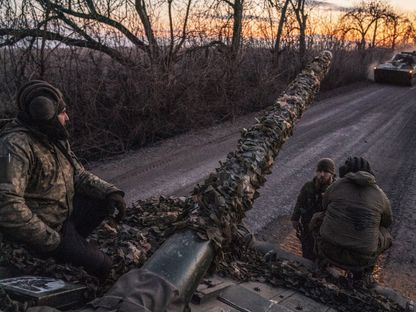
[106,192,126,223]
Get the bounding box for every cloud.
[203,14,272,22]
[310,0,349,11]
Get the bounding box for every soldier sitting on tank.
[311,156,393,287]
[0,80,126,277]
[290,158,336,261]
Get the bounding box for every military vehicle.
[374,51,416,86]
[0,51,414,312]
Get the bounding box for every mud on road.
[91,82,416,300]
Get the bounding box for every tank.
[0,51,414,312]
[374,51,416,86]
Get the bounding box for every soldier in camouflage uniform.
[0,80,126,277]
[291,158,336,260]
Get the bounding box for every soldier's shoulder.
[373,184,389,200]
[322,178,343,195]
[302,180,315,191]
[1,129,32,145]
[0,123,33,152]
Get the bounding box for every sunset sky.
[326,0,416,11]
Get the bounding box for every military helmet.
[17,80,66,121]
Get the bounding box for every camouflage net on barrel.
[188,51,332,250]
[0,51,409,311]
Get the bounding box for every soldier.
[313,156,392,287]
[291,158,336,260]
[0,80,126,277]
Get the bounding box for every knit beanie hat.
[339,156,374,178]
[17,80,66,121]
[316,158,336,175]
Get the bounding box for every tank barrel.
[140,51,333,308]
[191,51,333,247]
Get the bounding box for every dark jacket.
[319,171,392,255]
[291,177,327,226]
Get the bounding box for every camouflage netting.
[216,239,407,312]
[188,51,332,251]
[0,197,409,312]
[0,51,410,311]
[0,196,192,298]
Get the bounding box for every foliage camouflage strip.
[0,51,410,311]
[189,51,333,249]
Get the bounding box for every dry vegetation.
[0,0,415,159]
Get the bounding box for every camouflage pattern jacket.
[0,120,122,253]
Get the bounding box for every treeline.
[0,0,413,159]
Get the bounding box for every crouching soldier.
[312,156,393,287]
[291,158,336,260]
[0,80,126,277]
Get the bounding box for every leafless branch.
[39,0,148,51]
[0,28,136,66]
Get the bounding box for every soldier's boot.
[312,257,330,278]
[362,273,376,288]
[346,271,354,289]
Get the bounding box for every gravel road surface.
[90,82,416,299]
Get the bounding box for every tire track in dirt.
[90,115,255,204]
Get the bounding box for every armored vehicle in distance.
[374,51,416,86]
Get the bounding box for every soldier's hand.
[291,220,301,233]
[106,192,126,223]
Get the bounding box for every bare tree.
[382,12,414,50]
[268,0,291,56]
[0,0,197,66]
[289,0,307,59]
[268,0,309,61]
[219,0,244,56]
[167,0,193,63]
[368,1,392,48]
[340,0,391,50]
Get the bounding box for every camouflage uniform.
[291,178,327,260]
[0,119,121,253]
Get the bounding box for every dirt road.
[90,82,416,299]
